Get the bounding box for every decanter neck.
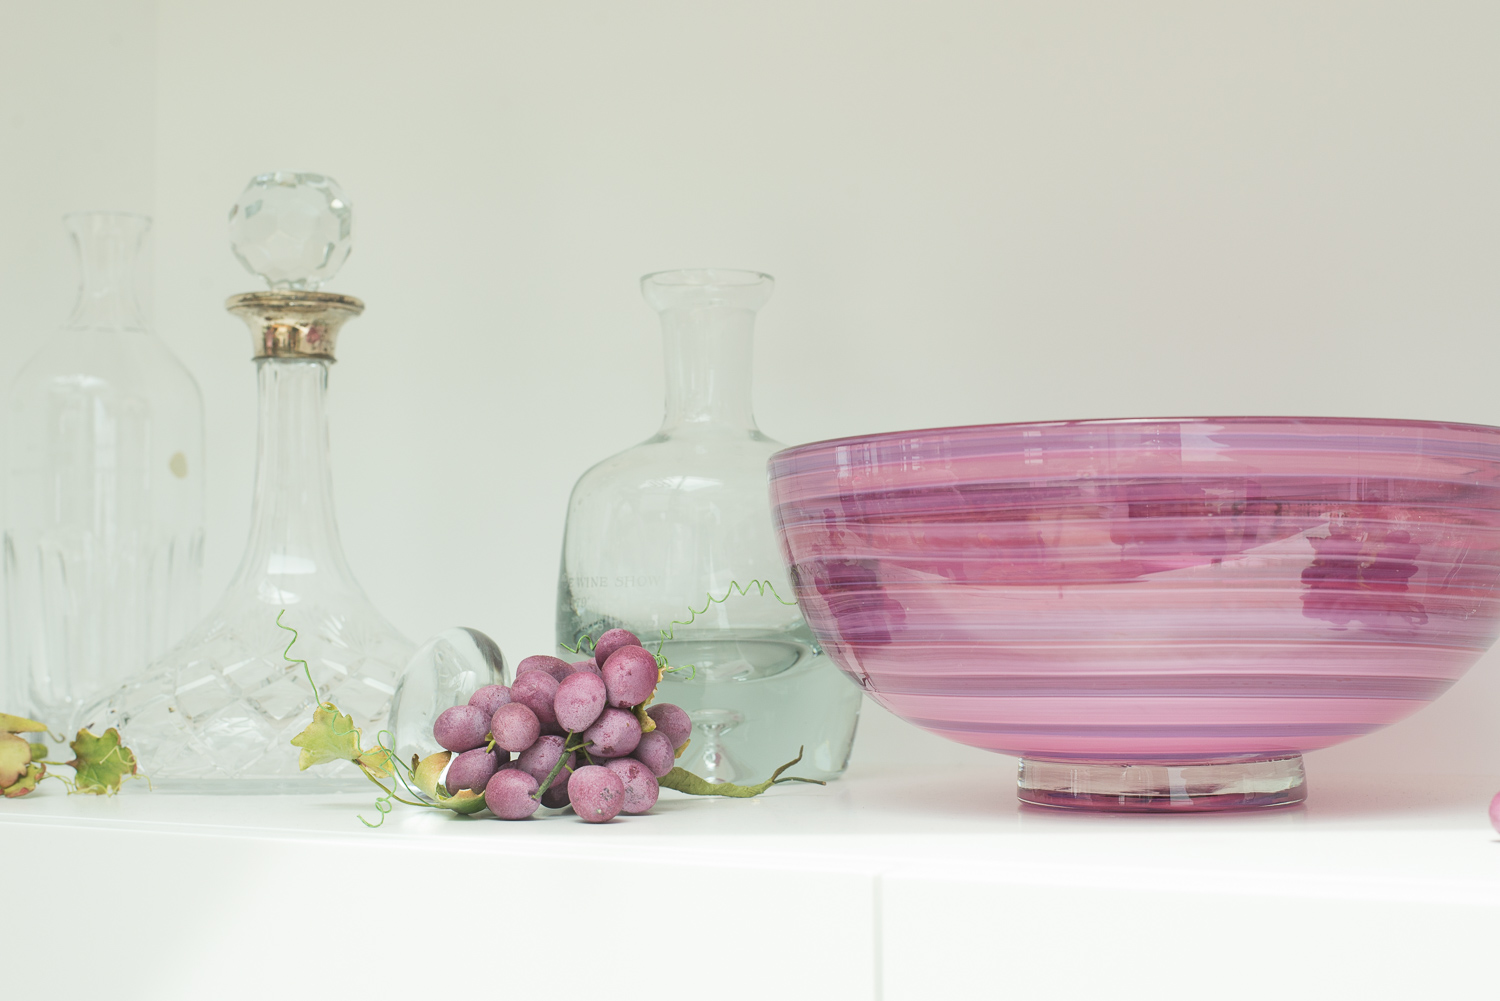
[64,212,150,332]
[658,307,760,434]
[645,269,774,437]
[230,359,356,593]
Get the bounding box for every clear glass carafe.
[5,213,204,725]
[78,174,412,790]
[557,269,861,783]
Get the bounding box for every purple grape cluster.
[430,628,692,823]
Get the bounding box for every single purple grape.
[646,703,692,749]
[554,672,607,732]
[604,757,660,815]
[540,781,572,810]
[581,707,641,759]
[516,655,573,683]
[446,746,500,795]
[632,729,675,778]
[433,704,490,753]
[510,670,562,733]
[490,702,541,753]
[516,734,576,790]
[570,660,603,679]
[485,768,541,820]
[592,628,642,668]
[601,645,659,708]
[568,765,626,823]
[468,684,512,718]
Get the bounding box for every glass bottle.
[5,212,204,726]
[78,173,413,790]
[556,269,861,783]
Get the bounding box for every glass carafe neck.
[231,358,356,594]
[644,270,773,437]
[64,212,150,332]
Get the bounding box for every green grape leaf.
[2,761,45,798]
[29,743,48,762]
[411,750,487,815]
[0,732,31,787]
[0,713,48,734]
[658,747,824,798]
[66,728,139,795]
[289,704,366,771]
[413,751,451,800]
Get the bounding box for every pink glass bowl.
[768,417,1500,812]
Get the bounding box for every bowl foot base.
[1017,755,1306,812]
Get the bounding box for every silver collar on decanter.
[226,290,364,361]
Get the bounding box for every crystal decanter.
[556,269,861,783]
[6,213,204,726]
[79,173,413,790]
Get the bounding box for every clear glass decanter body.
[5,213,204,725]
[80,295,413,790]
[557,269,861,783]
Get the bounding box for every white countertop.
[3,756,1497,1001]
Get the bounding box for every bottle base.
[1017,755,1306,812]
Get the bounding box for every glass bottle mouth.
[63,211,153,331]
[641,268,774,313]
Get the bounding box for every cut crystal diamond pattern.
[77,598,411,787]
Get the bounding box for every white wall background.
[4,0,1499,775]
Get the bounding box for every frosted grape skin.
[516,733,576,790]
[490,702,541,753]
[570,660,603,679]
[515,655,573,683]
[592,628,642,668]
[554,671,607,732]
[601,645,659,708]
[631,730,675,778]
[604,757,660,814]
[446,746,500,795]
[568,765,626,823]
[645,703,692,749]
[581,707,641,759]
[510,670,563,733]
[468,684,511,718]
[433,704,491,753]
[485,768,541,820]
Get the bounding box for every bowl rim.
[771,414,1500,464]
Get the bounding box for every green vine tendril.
[650,579,799,679]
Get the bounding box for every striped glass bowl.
[768,417,1500,811]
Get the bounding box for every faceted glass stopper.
[228,171,352,291]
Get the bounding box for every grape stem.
[530,733,591,802]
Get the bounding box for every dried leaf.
[411,750,487,815]
[2,762,44,798]
[658,748,823,799]
[433,787,488,815]
[66,728,138,795]
[413,751,450,800]
[0,713,47,734]
[0,732,30,787]
[289,704,365,771]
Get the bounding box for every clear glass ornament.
[390,627,506,763]
[556,269,861,783]
[79,175,412,790]
[5,212,204,725]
